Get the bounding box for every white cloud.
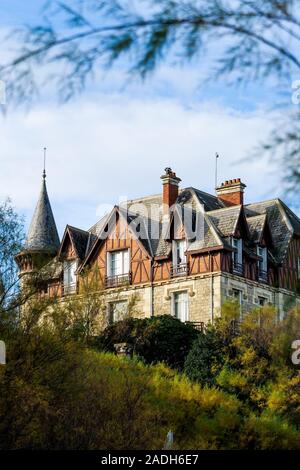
[0,94,278,236]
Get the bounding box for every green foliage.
[2,300,300,449]
[98,315,198,370]
[184,327,224,385]
[0,199,24,308]
[184,303,300,428]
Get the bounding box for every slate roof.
[58,185,300,269]
[245,199,298,262]
[246,214,267,243]
[39,257,63,279]
[191,188,225,211]
[67,226,91,260]
[24,179,60,254]
[207,205,242,237]
[188,217,223,252]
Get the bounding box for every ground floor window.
[109,301,128,324]
[258,296,268,306]
[173,291,189,322]
[232,288,243,319]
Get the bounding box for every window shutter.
[238,239,243,265]
[123,250,129,273]
[63,261,69,285]
[107,252,111,277]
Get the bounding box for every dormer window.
[232,238,243,275]
[172,239,188,277]
[63,259,77,294]
[106,249,130,287]
[257,246,268,282]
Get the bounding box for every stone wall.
[61,273,300,328]
[221,273,300,319]
[152,274,222,324]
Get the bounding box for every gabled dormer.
[58,225,90,294]
[247,214,274,283]
[77,206,152,288]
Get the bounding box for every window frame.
[258,296,268,307]
[232,288,243,319]
[172,239,187,266]
[232,237,243,272]
[108,300,128,324]
[107,249,130,277]
[257,246,268,277]
[63,258,77,294]
[172,290,189,323]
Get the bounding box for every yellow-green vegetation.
[1,293,300,449]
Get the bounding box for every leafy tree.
[99,314,198,370]
[1,296,300,449]
[0,199,24,311]
[184,327,224,386]
[1,1,300,192]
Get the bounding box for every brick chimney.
[161,167,181,214]
[216,178,246,206]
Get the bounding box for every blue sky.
[0,0,296,238]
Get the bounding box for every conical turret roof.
[24,177,60,253]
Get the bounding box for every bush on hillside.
[97,315,198,370]
[184,327,224,386]
[2,299,300,450]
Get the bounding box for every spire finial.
[215,152,219,190]
[43,147,47,180]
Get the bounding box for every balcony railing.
[232,262,244,276]
[63,282,77,295]
[105,272,131,288]
[186,321,205,332]
[171,263,189,277]
[258,269,268,283]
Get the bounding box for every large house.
[15,167,300,326]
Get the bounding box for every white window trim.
[172,290,189,323]
[107,249,130,277]
[257,246,268,275]
[172,239,187,266]
[231,288,243,319]
[107,300,128,324]
[232,238,243,270]
[257,296,268,307]
[63,259,77,293]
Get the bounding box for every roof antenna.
[215,152,219,191]
[43,147,47,180]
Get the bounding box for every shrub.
[184,327,224,385]
[97,315,198,370]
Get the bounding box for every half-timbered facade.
[16,168,300,326]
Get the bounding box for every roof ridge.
[67,224,90,235]
[245,198,279,207]
[122,193,162,204]
[188,187,219,199]
[209,204,242,214]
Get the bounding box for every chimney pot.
[161,168,181,215]
[216,178,246,206]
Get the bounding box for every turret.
[15,164,60,283]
